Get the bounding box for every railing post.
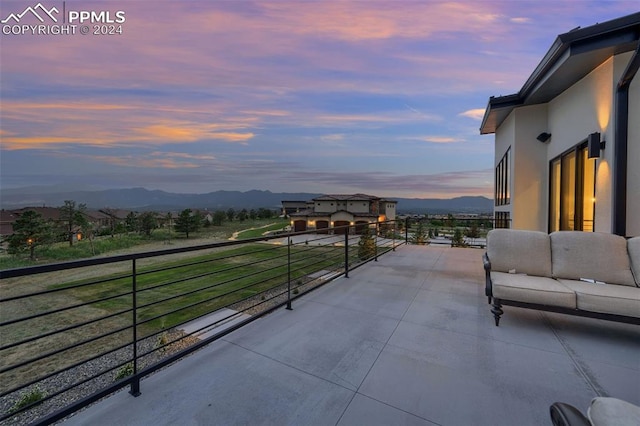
[405,217,409,243]
[286,236,292,310]
[392,220,396,251]
[344,228,349,278]
[374,223,379,261]
[130,259,141,397]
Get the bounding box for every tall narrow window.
[549,142,596,232]
[495,147,510,206]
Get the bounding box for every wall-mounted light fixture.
[536,132,552,143]
[587,132,606,158]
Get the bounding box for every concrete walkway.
[63,245,640,426]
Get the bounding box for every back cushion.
[550,231,636,286]
[628,237,640,286]
[487,229,552,277]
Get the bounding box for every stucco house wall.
[512,104,548,232]
[494,112,514,223]
[547,58,615,232]
[483,14,639,237]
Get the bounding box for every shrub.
[114,363,134,381]
[357,227,376,260]
[11,386,46,413]
[451,228,467,247]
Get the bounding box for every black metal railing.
[402,217,510,247]
[0,221,403,425]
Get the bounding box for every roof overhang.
[480,12,640,135]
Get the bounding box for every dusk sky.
[1,1,639,200]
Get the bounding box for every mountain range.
[0,187,493,214]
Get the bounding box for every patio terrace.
[63,245,639,426]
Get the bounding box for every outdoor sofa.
[483,229,640,326]
[550,397,640,426]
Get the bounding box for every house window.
[549,142,596,232]
[495,211,510,229]
[495,147,510,206]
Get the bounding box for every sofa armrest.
[550,402,590,426]
[483,252,493,302]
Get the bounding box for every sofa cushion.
[588,397,640,426]
[491,272,575,308]
[487,229,552,277]
[628,237,640,286]
[558,279,640,318]
[550,232,636,287]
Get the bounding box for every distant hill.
[0,187,493,214]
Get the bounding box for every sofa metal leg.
[491,300,503,326]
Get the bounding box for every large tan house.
[481,12,640,237]
[286,194,397,234]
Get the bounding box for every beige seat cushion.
[491,272,575,308]
[558,279,640,318]
[550,231,636,287]
[487,229,552,277]
[628,237,640,286]
[588,397,640,426]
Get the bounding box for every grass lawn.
[1,239,354,394]
[0,218,290,269]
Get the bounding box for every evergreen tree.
[212,210,226,226]
[125,211,139,232]
[174,209,200,238]
[165,212,173,243]
[59,200,87,246]
[226,208,235,222]
[138,211,158,237]
[413,221,428,245]
[7,210,53,260]
[465,223,480,239]
[257,208,273,219]
[451,228,467,247]
[357,226,376,260]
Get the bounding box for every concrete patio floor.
[63,245,640,426]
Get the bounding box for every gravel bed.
[0,271,338,426]
[0,330,199,426]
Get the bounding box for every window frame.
[495,147,511,206]
[548,140,597,232]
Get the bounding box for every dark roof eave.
[479,94,522,135]
[480,12,640,135]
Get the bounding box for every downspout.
[613,41,640,236]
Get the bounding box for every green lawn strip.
[0,218,289,269]
[234,221,289,239]
[44,244,342,338]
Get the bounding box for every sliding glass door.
[549,143,596,232]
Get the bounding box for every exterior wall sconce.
[588,132,606,158]
[536,132,552,143]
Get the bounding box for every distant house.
[0,210,19,239]
[480,12,640,237]
[286,194,397,234]
[281,201,312,217]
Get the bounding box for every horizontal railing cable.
[0,307,132,352]
[1,221,402,424]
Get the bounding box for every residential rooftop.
[62,245,639,425]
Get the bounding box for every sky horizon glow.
[1,0,639,200]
